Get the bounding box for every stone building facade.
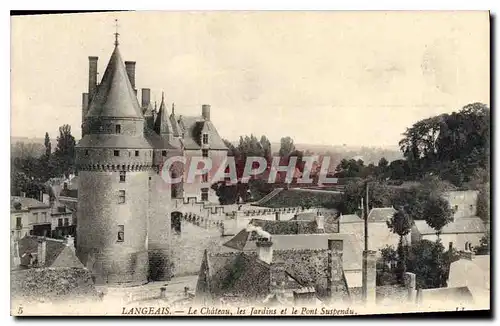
[75,36,227,286]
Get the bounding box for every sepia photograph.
[9,10,491,317]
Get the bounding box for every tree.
[406,239,450,289]
[44,132,51,158]
[423,195,453,237]
[53,124,76,178]
[476,183,490,224]
[377,245,399,286]
[278,136,295,158]
[386,208,412,283]
[475,230,490,255]
[259,135,272,163]
[399,103,490,186]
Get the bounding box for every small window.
[135,150,139,157]
[118,190,126,204]
[162,150,167,157]
[41,212,47,222]
[16,217,22,229]
[58,219,63,227]
[202,149,209,157]
[114,150,120,157]
[33,213,39,223]
[202,133,209,144]
[117,225,124,242]
[64,218,69,226]
[201,188,209,201]
[85,150,89,156]
[202,173,209,183]
[119,171,126,183]
[116,125,121,134]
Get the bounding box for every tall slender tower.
[75,31,152,285]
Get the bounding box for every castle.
[75,33,227,285]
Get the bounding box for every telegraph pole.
[361,181,371,303]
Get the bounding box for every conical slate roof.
[86,45,143,119]
[154,93,174,136]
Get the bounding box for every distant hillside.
[11,137,57,159]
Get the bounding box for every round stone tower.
[76,39,152,286]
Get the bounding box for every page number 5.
[17,306,23,315]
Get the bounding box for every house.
[196,217,375,305]
[443,190,479,220]
[448,253,490,303]
[11,196,52,240]
[195,235,353,306]
[12,235,83,270]
[411,218,486,251]
[339,208,409,254]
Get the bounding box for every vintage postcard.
[10,11,490,317]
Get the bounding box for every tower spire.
[114,19,120,46]
[172,102,175,115]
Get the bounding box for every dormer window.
[202,149,209,157]
[114,150,120,157]
[116,124,121,134]
[202,133,209,144]
[162,150,167,157]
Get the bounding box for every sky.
[11,11,490,147]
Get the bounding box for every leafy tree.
[475,230,490,255]
[278,136,295,158]
[476,183,490,223]
[53,124,76,178]
[222,139,238,157]
[406,239,450,289]
[377,245,398,286]
[387,208,412,283]
[423,195,453,237]
[399,103,490,186]
[44,132,51,158]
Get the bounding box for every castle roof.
[178,116,228,150]
[86,45,143,119]
[154,93,174,136]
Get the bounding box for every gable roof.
[448,255,490,299]
[178,116,228,150]
[413,217,486,235]
[339,214,363,224]
[17,236,82,268]
[367,207,396,223]
[11,196,49,211]
[86,45,143,119]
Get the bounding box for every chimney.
[256,237,273,264]
[404,272,417,304]
[362,250,377,305]
[125,61,137,95]
[275,211,281,221]
[88,56,98,102]
[316,212,325,232]
[42,193,50,206]
[327,239,344,299]
[202,104,211,121]
[37,238,47,267]
[64,235,75,251]
[141,88,151,109]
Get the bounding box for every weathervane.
[114,18,120,46]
